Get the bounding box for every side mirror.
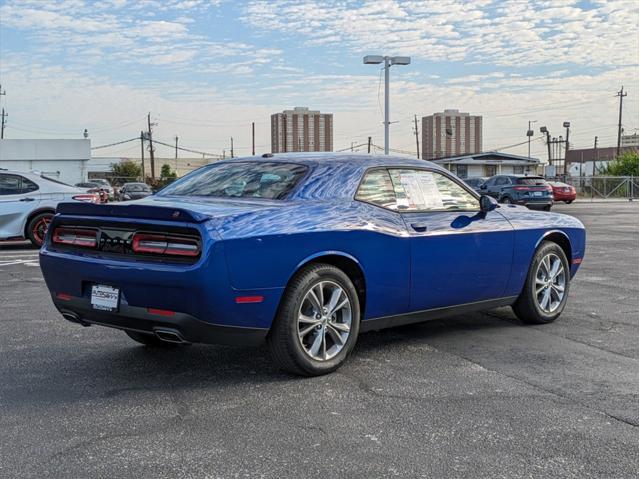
[480,184,487,190]
[480,194,499,213]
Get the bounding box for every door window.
[355,169,398,209]
[495,176,511,186]
[388,169,478,212]
[0,174,39,195]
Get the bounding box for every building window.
[456,165,468,178]
[484,165,497,177]
[513,165,524,174]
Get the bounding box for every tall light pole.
[563,121,570,176]
[527,120,537,158]
[363,55,411,155]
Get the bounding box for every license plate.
[91,285,120,312]
[533,191,542,197]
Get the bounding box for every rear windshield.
[516,177,548,186]
[158,161,308,200]
[127,184,151,192]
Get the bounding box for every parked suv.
[480,175,553,211]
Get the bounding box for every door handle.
[411,223,428,232]
[19,197,36,202]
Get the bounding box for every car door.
[0,174,41,239]
[388,168,515,311]
[494,176,513,200]
[480,176,497,198]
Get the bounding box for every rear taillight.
[52,227,98,248]
[131,233,200,257]
[513,186,531,191]
[72,193,100,203]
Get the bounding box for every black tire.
[565,200,573,204]
[26,212,54,247]
[501,196,512,204]
[512,241,570,324]
[125,330,180,348]
[543,205,552,211]
[267,263,361,376]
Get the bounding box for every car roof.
[223,152,443,170]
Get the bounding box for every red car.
[549,181,576,204]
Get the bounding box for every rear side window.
[159,162,308,200]
[517,177,548,186]
[355,169,398,209]
[0,174,39,195]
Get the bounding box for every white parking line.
[0,254,40,259]
[0,259,40,266]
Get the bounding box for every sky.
[0,0,638,160]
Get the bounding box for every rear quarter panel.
[216,200,411,319]
[498,206,586,296]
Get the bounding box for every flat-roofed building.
[422,109,482,160]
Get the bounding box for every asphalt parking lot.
[1,202,638,478]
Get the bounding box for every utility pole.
[563,122,571,176]
[251,122,255,156]
[527,120,537,158]
[147,113,156,180]
[593,136,598,177]
[0,108,7,140]
[414,115,420,159]
[174,135,178,159]
[351,141,355,152]
[140,131,146,180]
[540,126,552,165]
[616,86,627,158]
[367,136,372,154]
[230,137,234,158]
[0,84,6,139]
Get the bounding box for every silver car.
[0,170,100,247]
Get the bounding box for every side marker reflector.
[147,308,175,317]
[572,258,583,264]
[235,296,264,304]
[56,293,72,301]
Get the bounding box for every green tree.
[606,152,639,176]
[111,160,142,185]
[160,163,177,181]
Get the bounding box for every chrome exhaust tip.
[154,329,186,344]
[61,312,91,327]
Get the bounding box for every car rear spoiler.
[55,202,210,223]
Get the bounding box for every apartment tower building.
[271,107,333,153]
[422,109,482,160]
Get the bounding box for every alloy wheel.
[297,280,352,361]
[535,253,566,313]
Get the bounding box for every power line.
[91,137,139,150]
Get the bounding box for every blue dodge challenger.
[40,154,586,376]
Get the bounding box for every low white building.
[0,139,91,185]
[432,152,541,179]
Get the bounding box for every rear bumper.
[516,199,553,210]
[53,294,268,346]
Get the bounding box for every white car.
[0,169,100,247]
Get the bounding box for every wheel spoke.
[540,287,551,310]
[326,286,344,315]
[299,314,319,324]
[549,259,561,279]
[299,323,318,338]
[315,283,325,309]
[307,288,322,312]
[328,321,350,333]
[552,283,565,293]
[309,329,324,357]
[326,325,345,345]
